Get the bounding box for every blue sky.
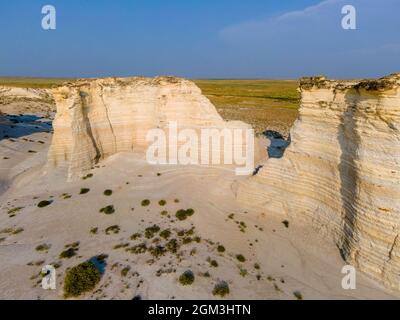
[0,0,398,79]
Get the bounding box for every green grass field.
[194,80,299,136]
[0,77,71,88]
[0,77,299,135]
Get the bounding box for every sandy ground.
[0,113,398,300]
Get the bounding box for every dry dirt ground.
[0,112,398,300]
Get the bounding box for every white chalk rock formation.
[238,74,400,290]
[0,87,55,114]
[48,77,264,180]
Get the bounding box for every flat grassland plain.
[0,77,299,136]
[194,79,299,137]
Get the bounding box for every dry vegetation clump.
[63,261,101,298]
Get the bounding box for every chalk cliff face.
[48,77,263,180]
[238,74,400,290]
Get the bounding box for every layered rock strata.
[238,74,400,290]
[48,77,264,180]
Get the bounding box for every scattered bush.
[59,247,77,259]
[175,208,195,221]
[254,263,260,270]
[141,199,150,207]
[236,254,246,263]
[149,245,166,258]
[178,270,195,286]
[105,225,120,235]
[121,266,131,277]
[209,260,218,268]
[282,220,289,228]
[217,245,225,253]
[166,238,179,253]
[145,225,160,239]
[293,291,303,300]
[80,188,90,195]
[90,227,98,234]
[158,200,166,206]
[82,173,94,180]
[212,281,230,297]
[130,232,141,240]
[35,244,51,252]
[37,200,52,208]
[63,261,101,298]
[160,229,171,239]
[100,205,115,215]
[103,189,113,196]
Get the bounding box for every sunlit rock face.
[238,74,400,290]
[48,77,265,180]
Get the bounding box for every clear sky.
[0,0,399,79]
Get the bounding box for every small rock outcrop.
[48,77,264,179]
[238,73,400,290]
[0,87,55,114]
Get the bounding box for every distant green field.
[194,79,299,136]
[0,77,71,88]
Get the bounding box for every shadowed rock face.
[47,77,265,180]
[238,73,400,291]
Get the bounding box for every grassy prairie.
[194,79,299,136]
[0,77,71,89]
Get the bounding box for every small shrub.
[105,225,120,235]
[80,188,90,195]
[293,291,303,300]
[179,270,195,286]
[103,189,113,196]
[82,173,94,180]
[141,199,150,207]
[63,261,101,298]
[90,227,98,234]
[121,266,130,277]
[160,229,171,239]
[210,260,218,268]
[158,200,166,206]
[254,263,260,270]
[145,225,160,239]
[36,244,51,252]
[236,254,246,263]
[149,245,166,258]
[174,199,180,203]
[282,220,289,228]
[160,210,168,216]
[175,209,195,221]
[166,239,179,253]
[59,247,77,259]
[37,200,52,208]
[130,232,141,240]
[100,205,115,215]
[217,245,225,253]
[212,281,230,297]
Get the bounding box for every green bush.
[59,247,77,259]
[217,245,225,253]
[212,281,230,297]
[158,200,166,206]
[175,209,195,221]
[293,291,303,300]
[179,270,195,286]
[103,189,113,196]
[80,188,90,195]
[236,254,246,262]
[100,205,115,214]
[141,199,150,207]
[63,261,101,298]
[145,225,160,239]
[282,220,289,228]
[160,229,171,239]
[37,200,52,208]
